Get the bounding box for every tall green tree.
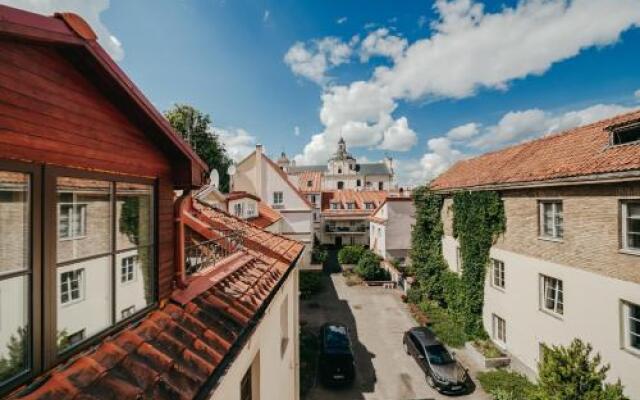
[537,339,628,400]
[165,104,233,192]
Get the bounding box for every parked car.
[318,322,356,386]
[403,327,471,395]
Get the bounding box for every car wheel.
[426,374,435,388]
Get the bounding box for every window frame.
[491,258,505,290]
[621,301,640,356]
[57,198,87,240]
[42,166,158,371]
[539,274,564,317]
[621,200,640,254]
[272,191,283,205]
[492,314,506,347]
[59,268,85,305]
[538,200,564,240]
[120,256,136,284]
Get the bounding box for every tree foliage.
[0,326,26,382]
[338,245,366,264]
[354,250,389,281]
[165,104,233,192]
[537,339,628,400]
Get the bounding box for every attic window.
[346,202,356,210]
[307,180,313,187]
[610,122,640,146]
[365,202,375,210]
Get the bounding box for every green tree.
[165,104,233,192]
[0,327,27,382]
[537,339,628,400]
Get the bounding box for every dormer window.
[609,121,640,146]
[346,202,355,210]
[365,202,375,210]
[330,202,340,210]
[307,180,313,187]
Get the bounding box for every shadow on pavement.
[301,272,376,400]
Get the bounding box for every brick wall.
[441,182,640,284]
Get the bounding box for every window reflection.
[0,171,30,383]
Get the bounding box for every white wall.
[369,221,386,257]
[385,201,414,253]
[210,268,299,400]
[442,235,640,399]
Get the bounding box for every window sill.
[538,236,563,243]
[619,249,640,257]
[539,307,564,321]
[621,346,640,359]
[59,235,87,242]
[491,285,506,293]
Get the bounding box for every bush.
[338,245,365,264]
[473,339,505,359]
[354,250,390,281]
[299,271,323,299]
[418,301,468,348]
[311,247,327,264]
[478,369,537,400]
[537,339,628,400]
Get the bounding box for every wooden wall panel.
[0,38,178,300]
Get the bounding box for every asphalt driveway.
[300,272,490,400]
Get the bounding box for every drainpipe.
[174,191,192,289]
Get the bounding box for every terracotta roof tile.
[430,110,640,190]
[11,199,304,400]
[296,171,323,192]
[321,190,387,216]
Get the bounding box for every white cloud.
[446,122,480,141]
[213,127,256,161]
[292,0,640,169]
[3,0,124,61]
[283,37,354,85]
[263,9,270,22]
[359,28,408,62]
[336,16,347,24]
[379,117,418,151]
[294,126,301,136]
[375,0,640,100]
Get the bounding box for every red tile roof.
[247,202,282,229]
[11,200,303,400]
[296,171,323,192]
[430,110,640,191]
[226,191,260,202]
[321,190,387,217]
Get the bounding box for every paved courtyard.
[301,272,490,400]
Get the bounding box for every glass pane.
[628,203,640,218]
[0,275,29,383]
[57,256,112,353]
[115,247,153,322]
[0,171,29,274]
[57,178,111,263]
[628,219,640,234]
[116,183,153,250]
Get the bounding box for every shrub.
[537,339,628,400]
[299,271,323,299]
[418,301,468,348]
[354,250,390,281]
[406,287,424,304]
[472,339,505,359]
[338,245,365,264]
[311,247,327,264]
[478,369,537,400]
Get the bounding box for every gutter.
[193,248,303,400]
[432,170,640,194]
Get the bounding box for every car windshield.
[425,344,454,365]
[325,325,350,353]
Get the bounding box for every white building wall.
[385,201,414,254]
[369,221,386,258]
[209,269,299,400]
[442,234,640,399]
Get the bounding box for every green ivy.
[452,191,506,337]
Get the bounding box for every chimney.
[255,144,263,197]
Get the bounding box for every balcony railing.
[185,230,244,276]
[325,224,368,233]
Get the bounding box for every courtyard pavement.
[301,272,491,400]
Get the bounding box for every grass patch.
[478,369,537,400]
[473,339,505,358]
[299,327,319,397]
[342,270,363,286]
[412,300,469,348]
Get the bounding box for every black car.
[403,327,471,395]
[318,323,356,386]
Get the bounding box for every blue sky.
[8,0,640,184]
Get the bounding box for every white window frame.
[621,201,640,253]
[540,274,564,316]
[121,305,136,319]
[491,259,505,290]
[347,202,355,210]
[246,202,256,217]
[622,301,640,355]
[273,191,283,205]
[492,314,506,347]
[539,200,563,240]
[58,198,87,240]
[120,256,136,284]
[60,268,85,305]
[233,202,244,217]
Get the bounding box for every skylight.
[609,121,640,146]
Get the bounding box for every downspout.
[174,191,192,289]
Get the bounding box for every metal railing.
[324,224,368,233]
[185,230,244,275]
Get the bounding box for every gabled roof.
[261,154,313,209]
[248,202,283,229]
[430,110,640,191]
[12,200,303,400]
[0,5,207,188]
[298,171,323,192]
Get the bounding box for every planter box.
[465,342,511,369]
